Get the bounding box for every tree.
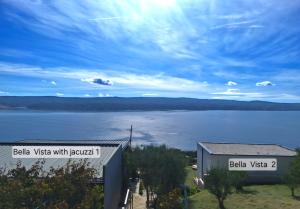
[285,171,299,197]
[0,160,104,209]
[230,171,247,192]
[124,148,139,180]
[204,168,232,209]
[285,149,300,197]
[125,145,187,207]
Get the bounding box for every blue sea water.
[0,110,299,150]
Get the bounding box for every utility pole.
[129,125,133,148]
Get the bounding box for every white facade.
[197,142,296,183]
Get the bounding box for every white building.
[0,139,130,209]
[197,142,297,183]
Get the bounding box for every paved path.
[133,180,147,209]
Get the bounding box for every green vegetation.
[285,149,300,197]
[204,168,232,209]
[230,171,248,192]
[185,166,197,188]
[2,96,300,111]
[156,188,183,209]
[183,150,197,165]
[189,185,300,209]
[186,165,300,209]
[125,145,187,208]
[139,180,144,195]
[0,160,104,209]
[185,166,200,196]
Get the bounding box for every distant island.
[1,96,300,111]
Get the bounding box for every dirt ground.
[132,180,147,209]
[133,193,147,209]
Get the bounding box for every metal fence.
[121,189,133,209]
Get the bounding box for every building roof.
[18,138,130,150]
[199,142,297,156]
[0,139,129,180]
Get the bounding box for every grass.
[185,166,197,189]
[185,166,300,209]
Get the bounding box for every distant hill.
[0,96,300,111]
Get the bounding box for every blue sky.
[0,0,300,102]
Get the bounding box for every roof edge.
[200,141,282,146]
[200,141,296,150]
[198,142,213,154]
[198,141,297,156]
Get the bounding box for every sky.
[0,0,300,102]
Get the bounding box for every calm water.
[0,111,299,150]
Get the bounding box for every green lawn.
[185,166,198,189]
[185,166,300,209]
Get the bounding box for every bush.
[156,188,183,209]
[0,160,104,209]
[139,180,144,195]
[187,186,200,196]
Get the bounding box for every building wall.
[197,144,295,183]
[209,154,295,183]
[197,143,212,178]
[103,145,123,209]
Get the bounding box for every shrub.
[187,186,200,196]
[0,160,104,209]
[139,180,144,195]
[156,188,183,209]
[230,171,248,192]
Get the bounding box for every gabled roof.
[0,138,129,180]
[199,142,297,156]
[18,138,130,150]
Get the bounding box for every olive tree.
[285,149,300,197]
[204,168,233,209]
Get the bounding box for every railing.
[121,189,133,209]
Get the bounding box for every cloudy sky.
[0,0,300,102]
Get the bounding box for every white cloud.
[212,88,264,98]
[213,70,256,79]
[56,92,64,97]
[142,93,159,97]
[104,73,208,91]
[98,93,112,97]
[278,94,300,100]
[2,0,299,68]
[0,62,208,92]
[0,91,9,95]
[84,94,91,97]
[226,81,237,86]
[211,20,256,30]
[51,81,57,85]
[249,25,264,28]
[272,70,300,82]
[2,0,199,59]
[211,88,300,102]
[256,81,274,87]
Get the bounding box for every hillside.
[0,96,300,111]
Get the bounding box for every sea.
[0,110,299,150]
